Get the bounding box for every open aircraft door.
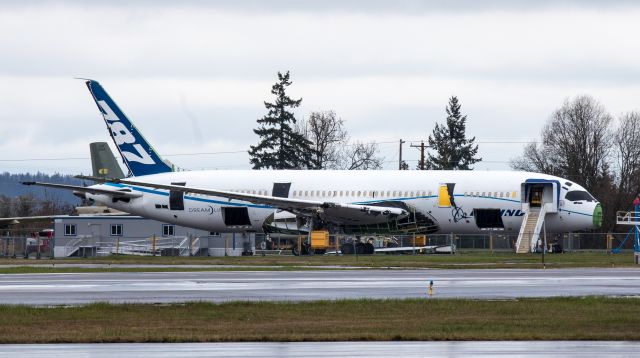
[520,179,560,213]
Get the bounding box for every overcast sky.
[1,0,639,174]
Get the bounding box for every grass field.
[0,251,635,272]
[0,297,638,343]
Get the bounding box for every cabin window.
[110,224,123,237]
[512,191,517,198]
[428,191,432,196]
[304,191,308,196]
[322,191,326,197]
[162,224,175,237]
[292,191,296,197]
[64,224,77,236]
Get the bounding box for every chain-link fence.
[0,228,54,259]
[3,229,638,258]
[254,231,639,256]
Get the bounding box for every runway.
[2,342,639,357]
[0,268,638,305]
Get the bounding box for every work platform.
[615,211,640,262]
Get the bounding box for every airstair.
[515,206,547,253]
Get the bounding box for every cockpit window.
[565,190,595,202]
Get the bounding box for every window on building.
[110,224,123,236]
[64,224,76,236]
[209,232,220,236]
[162,224,175,237]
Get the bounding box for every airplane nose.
[592,203,602,229]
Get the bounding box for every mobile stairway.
[515,205,547,254]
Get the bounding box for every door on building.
[89,224,101,241]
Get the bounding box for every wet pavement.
[0,268,638,305]
[2,341,639,357]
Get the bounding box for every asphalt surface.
[0,268,639,305]
[2,342,639,357]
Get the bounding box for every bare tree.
[511,96,613,192]
[296,111,348,169]
[0,195,11,217]
[510,142,561,175]
[12,195,36,217]
[297,110,384,170]
[343,141,383,170]
[613,111,640,209]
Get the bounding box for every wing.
[0,215,57,228]
[22,182,142,199]
[76,176,409,225]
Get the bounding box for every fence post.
[152,234,156,256]
[116,237,120,255]
[412,233,416,255]
[489,231,493,254]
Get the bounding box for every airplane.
[22,80,603,253]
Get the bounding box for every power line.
[0,139,534,163]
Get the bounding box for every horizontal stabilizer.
[22,181,142,199]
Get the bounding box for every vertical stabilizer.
[84,79,173,176]
[90,142,125,179]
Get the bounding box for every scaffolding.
[614,210,640,253]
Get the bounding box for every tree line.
[249,71,481,171]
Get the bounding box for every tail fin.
[84,79,173,176]
[90,142,125,179]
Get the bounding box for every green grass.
[0,251,634,271]
[0,297,638,343]
[0,266,318,274]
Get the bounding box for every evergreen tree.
[249,71,314,169]
[425,96,481,170]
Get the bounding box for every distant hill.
[0,172,83,206]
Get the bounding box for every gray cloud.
[1,2,640,174]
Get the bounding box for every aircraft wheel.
[365,243,375,255]
[291,245,300,256]
[340,243,354,255]
[304,244,315,256]
[355,242,366,255]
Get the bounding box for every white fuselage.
[86,170,600,235]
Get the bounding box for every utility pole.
[398,139,405,170]
[411,141,426,170]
